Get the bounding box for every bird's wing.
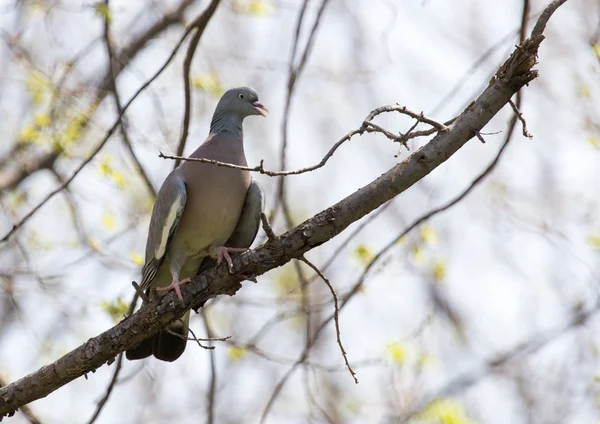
[140,171,187,291]
[226,178,265,249]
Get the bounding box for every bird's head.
[216,87,268,119]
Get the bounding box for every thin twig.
[86,292,138,424]
[508,98,533,138]
[160,126,360,175]
[173,0,222,168]
[86,354,124,424]
[131,281,149,302]
[531,0,568,38]
[299,257,358,384]
[365,105,450,132]
[274,0,331,229]
[201,310,217,424]
[188,326,222,350]
[159,105,450,176]
[163,320,230,349]
[103,4,157,199]
[188,329,230,343]
[261,213,276,240]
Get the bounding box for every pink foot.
[215,246,248,272]
[156,277,191,305]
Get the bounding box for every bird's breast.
[171,166,251,261]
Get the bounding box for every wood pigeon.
[126,87,267,362]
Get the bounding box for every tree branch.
[173,0,222,167]
[0,0,566,416]
[299,257,357,383]
[103,0,157,199]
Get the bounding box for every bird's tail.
[126,310,190,362]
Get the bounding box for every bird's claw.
[156,277,191,306]
[216,248,234,273]
[214,246,248,273]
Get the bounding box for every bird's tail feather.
[152,310,190,362]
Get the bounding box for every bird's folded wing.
[226,178,265,249]
[141,171,187,291]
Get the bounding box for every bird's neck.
[209,112,244,139]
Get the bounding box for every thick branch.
[0,27,547,417]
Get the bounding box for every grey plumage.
[126,87,267,362]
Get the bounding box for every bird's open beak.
[253,102,269,117]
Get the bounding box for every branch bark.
[0,0,565,417]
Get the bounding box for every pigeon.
[126,87,267,362]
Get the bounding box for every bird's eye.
[238,93,244,100]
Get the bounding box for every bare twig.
[85,354,124,424]
[189,329,230,343]
[187,326,229,350]
[131,281,149,302]
[103,2,157,199]
[531,0,568,38]
[275,0,331,227]
[163,319,230,349]
[159,104,450,176]
[261,213,276,240]
[363,106,452,149]
[86,292,138,424]
[299,257,358,384]
[201,310,217,424]
[365,105,450,132]
[275,3,333,397]
[508,98,533,138]
[173,0,222,168]
[159,125,360,175]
